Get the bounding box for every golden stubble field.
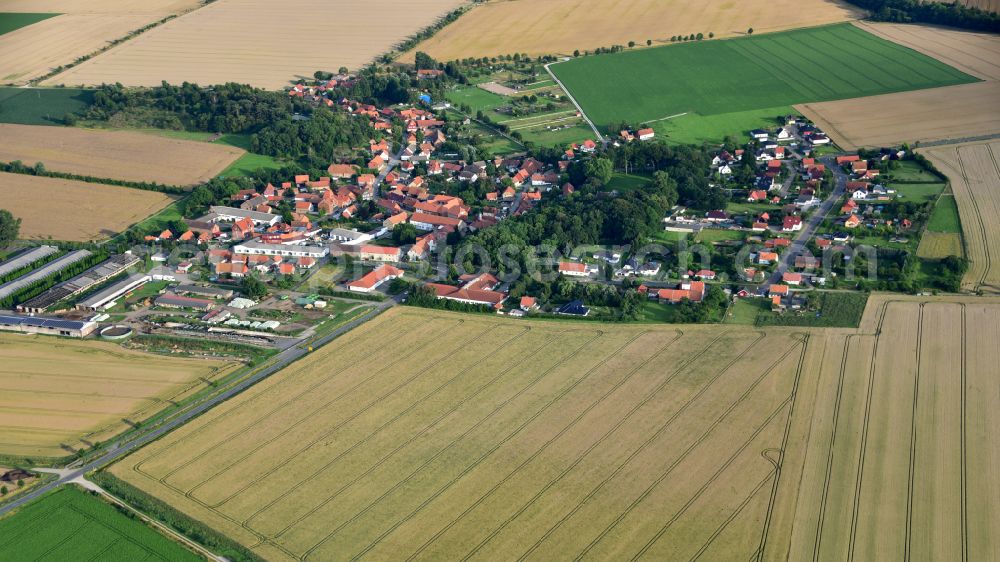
[403,0,863,61]
[111,307,812,561]
[0,333,237,459]
[797,23,1000,150]
[0,172,174,241]
[919,140,1000,294]
[0,0,204,85]
[763,294,1000,562]
[0,124,243,186]
[108,296,1000,561]
[44,0,465,89]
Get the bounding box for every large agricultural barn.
[0,314,96,337]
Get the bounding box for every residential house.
[347,264,403,293]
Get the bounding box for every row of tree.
[845,0,1000,32]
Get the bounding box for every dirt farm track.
[108,298,1000,562]
[0,124,243,186]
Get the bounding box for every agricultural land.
[0,87,94,125]
[1,172,174,241]
[551,23,976,143]
[0,0,204,85]
[798,22,1000,150]
[102,298,1000,561]
[919,140,1000,293]
[43,0,466,89]
[0,333,237,459]
[0,486,202,561]
[0,123,243,186]
[404,0,863,61]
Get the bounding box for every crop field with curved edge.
[919,140,1000,294]
[550,23,977,140]
[402,0,863,62]
[104,295,1000,561]
[763,295,1000,562]
[0,333,238,459]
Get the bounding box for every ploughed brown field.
[1,172,174,241]
[0,0,204,85]
[402,0,862,62]
[919,140,1000,294]
[43,0,465,89]
[797,22,1000,150]
[0,124,243,186]
[0,333,237,459]
[106,298,1000,562]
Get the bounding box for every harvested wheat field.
[857,22,1000,81]
[1,172,174,241]
[44,0,465,89]
[0,333,237,459]
[403,0,862,61]
[797,22,1000,150]
[0,124,243,186]
[0,0,204,85]
[797,81,1000,151]
[762,295,1000,562]
[919,141,1000,293]
[110,307,814,561]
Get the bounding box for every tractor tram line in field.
[367,329,688,562]
[184,320,494,508]
[235,328,583,541]
[513,330,768,561]
[458,332,788,562]
[266,327,610,545]
[298,328,629,561]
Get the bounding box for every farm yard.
[764,296,1000,562]
[798,23,1000,150]
[109,307,812,561]
[0,0,204,85]
[403,0,863,61]
[1,173,174,241]
[919,140,1000,294]
[0,124,243,186]
[551,23,977,142]
[0,333,237,459]
[0,486,202,561]
[42,0,466,89]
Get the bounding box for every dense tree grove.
[844,0,1000,32]
[250,109,370,159]
[0,209,20,248]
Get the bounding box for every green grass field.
[0,13,58,36]
[0,87,94,125]
[653,106,794,145]
[755,291,869,328]
[552,24,977,140]
[605,172,652,193]
[894,182,946,203]
[0,486,200,561]
[927,194,963,233]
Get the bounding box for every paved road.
[0,301,395,519]
[764,155,848,289]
